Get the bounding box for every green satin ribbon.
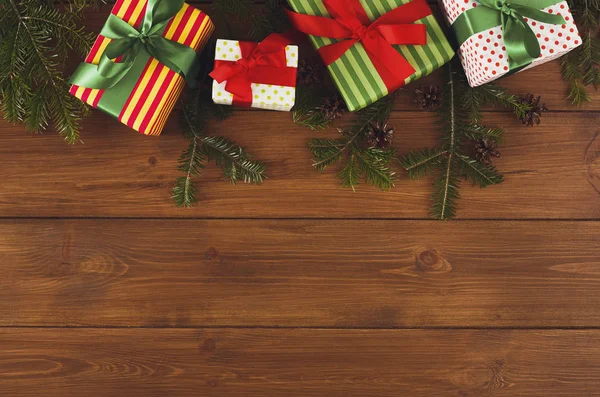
[69,0,197,90]
[452,0,566,70]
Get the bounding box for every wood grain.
[1,111,598,219]
[1,219,599,327]
[1,328,599,397]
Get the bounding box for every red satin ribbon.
[286,0,432,92]
[210,33,298,107]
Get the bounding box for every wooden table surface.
[1,1,600,396]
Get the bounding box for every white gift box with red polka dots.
[440,0,582,87]
[212,39,298,111]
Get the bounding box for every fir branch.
[400,62,506,220]
[201,136,266,185]
[293,85,334,130]
[457,154,504,187]
[308,92,399,191]
[400,147,447,180]
[0,0,94,142]
[461,125,504,143]
[355,147,397,191]
[562,0,600,105]
[464,83,532,122]
[172,89,267,207]
[309,137,347,171]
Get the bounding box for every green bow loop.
[69,0,198,90]
[452,0,566,71]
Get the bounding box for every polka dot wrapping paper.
[212,39,298,111]
[439,0,582,87]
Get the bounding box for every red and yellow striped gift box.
[70,0,214,136]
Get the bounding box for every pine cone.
[475,138,501,165]
[367,122,394,149]
[297,60,322,86]
[414,85,442,110]
[320,95,346,121]
[519,94,548,126]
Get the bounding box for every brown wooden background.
[1,1,600,396]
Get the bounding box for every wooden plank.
[0,111,598,219]
[1,328,599,396]
[76,6,600,112]
[1,219,600,327]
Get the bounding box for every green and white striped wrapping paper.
[288,0,454,111]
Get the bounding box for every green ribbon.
[69,0,197,90]
[452,0,565,70]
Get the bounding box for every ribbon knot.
[499,2,514,16]
[286,0,432,96]
[137,33,151,45]
[353,25,369,41]
[237,56,257,71]
[452,0,566,71]
[69,0,199,90]
[209,33,298,107]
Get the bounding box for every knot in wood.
[416,249,452,273]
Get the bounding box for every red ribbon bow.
[210,33,298,107]
[286,0,432,92]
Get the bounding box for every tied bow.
[69,0,198,90]
[209,34,297,107]
[453,0,566,70]
[286,0,432,91]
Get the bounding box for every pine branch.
[400,147,447,180]
[562,0,599,105]
[172,88,267,207]
[0,0,94,142]
[400,61,506,220]
[457,154,504,187]
[461,125,504,143]
[308,92,399,190]
[465,83,532,121]
[293,85,334,130]
[201,136,266,185]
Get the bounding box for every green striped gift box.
[288,0,454,111]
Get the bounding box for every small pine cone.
[297,60,322,86]
[519,94,548,126]
[475,138,501,165]
[414,85,442,110]
[320,95,346,121]
[367,122,394,149]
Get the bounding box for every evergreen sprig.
[309,92,398,191]
[562,0,600,105]
[292,84,336,130]
[0,0,96,143]
[461,77,532,123]
[400,63,505,220]
[172,87,266,207]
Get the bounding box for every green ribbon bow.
[69,0,198,90]
[452,0,566,71]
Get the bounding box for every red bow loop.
[286,0,432,92]
[210,33,298,107]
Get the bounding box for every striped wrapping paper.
[287,0,454,112]
[69,0,214,136]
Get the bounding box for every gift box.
[440,0,582,87]
[287,0,454,112]
[210,35,299,111]
[69,0,214,136]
